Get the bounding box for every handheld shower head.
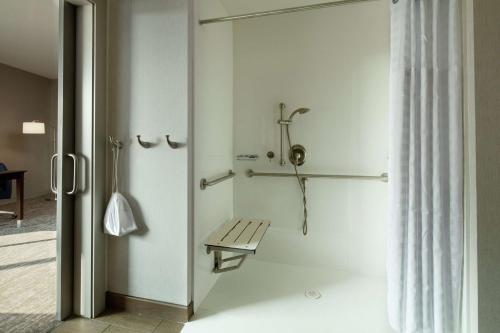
[288,108,311,121]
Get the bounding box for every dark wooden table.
[0,170,27,223]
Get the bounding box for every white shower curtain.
[387,1,463,333]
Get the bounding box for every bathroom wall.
[0,63,57,200]
[106,0,191,306]
[192,0,234,311]
[233,0,390,276]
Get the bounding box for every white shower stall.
[190,0,391,331]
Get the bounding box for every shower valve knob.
[266,151,275,162]
[289,145,306,166]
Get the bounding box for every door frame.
[57,0,107,320]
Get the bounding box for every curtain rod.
[199,0,378,25]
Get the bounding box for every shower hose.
[286,126,308,235]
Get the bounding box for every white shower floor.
[183,260,394,333]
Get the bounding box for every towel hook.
[166,135,181,149]
[109,136,123,149]
[136,135,154,148]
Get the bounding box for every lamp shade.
[23,121,46,134]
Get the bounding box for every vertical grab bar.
[65,153,79,195]
[50,154,58,194]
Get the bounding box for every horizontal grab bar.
[200,170,236,190]
[246,169,388,182]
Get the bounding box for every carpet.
[0,196,57,333]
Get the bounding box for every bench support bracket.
[207,247,247,273]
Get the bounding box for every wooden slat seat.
[205,218,271,255]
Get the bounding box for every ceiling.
[0,0,59,79]
[219,0,344,15]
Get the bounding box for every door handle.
[65,153,79,195]
[50,154,58,194]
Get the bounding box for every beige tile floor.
[52,311,184,333]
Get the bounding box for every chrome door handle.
[65,153,79,195]
[50,154,58,194]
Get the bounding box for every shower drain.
[304,289,322,300]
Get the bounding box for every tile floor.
[52,311,184,333]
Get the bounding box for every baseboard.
[105,292,193,323]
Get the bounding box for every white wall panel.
[233,0,390,276]
[193,0,234,311]
[107,0,190,306]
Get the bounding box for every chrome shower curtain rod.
[199,0,378,25]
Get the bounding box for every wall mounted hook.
[166,135,182,149]
[109,136,123,149]
[136,135,154,148]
